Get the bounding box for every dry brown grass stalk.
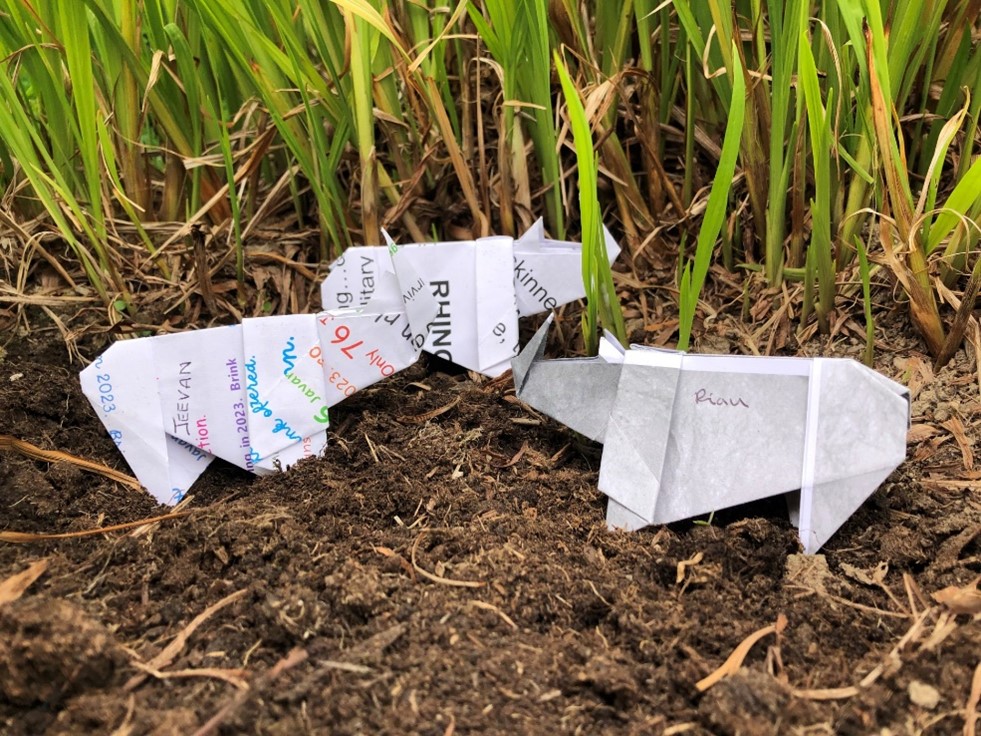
[0,434,141,490]
[0,558,49,606]
[0,512,190,544]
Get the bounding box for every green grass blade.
[855,235,875,366]
[555,50,626,353]
[930,154,981,253]
[56,1,106,246]
[677,43,745,351]
[800,29,835,331]
[763,0,806,286]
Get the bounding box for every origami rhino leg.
[605,499,651,531]
[798,360,908,553]
[799,467,897,553]
[512,316,623,443]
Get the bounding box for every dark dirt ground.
[1,307,979,735]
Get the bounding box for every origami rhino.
[512,315,910,553]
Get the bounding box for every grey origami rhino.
[512,315,910,553]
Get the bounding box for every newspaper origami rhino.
[81,245,436,505]
[513,315,910,553]
[321,219,620,377]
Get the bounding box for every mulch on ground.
[1,305,979,735]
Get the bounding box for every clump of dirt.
[0,596,126,707]
[0,315,979,734]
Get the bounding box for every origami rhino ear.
[511,314,553,393]
[517,217,546,242]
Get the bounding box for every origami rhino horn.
[512,314,623,443]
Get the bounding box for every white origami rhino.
[512,315,910,553]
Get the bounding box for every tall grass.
[555,50,626,353]
[677,44,745,351]
[1,1,979,363]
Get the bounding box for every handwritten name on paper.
[694,388,749,408]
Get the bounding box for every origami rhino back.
[513,316,909,553]
[80,249,439,505]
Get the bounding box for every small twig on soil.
[1,512,189,544]
[481,371,514,393]
[469,600,518,630]
[792,606,938,701]
[676,551,704,586]
[364,433,380,464]
[790,685,862,701]
[971,320,981,402]
[130,661,249,690]
[442,712,456,736]
[905,572,926,616]
[373,545,416,580]
[129,495,195,538]
[0,434,141,490]
[489,441,528,469]
[191,225,219,316]
[397,396,460,424]
[108,694,136,736]
[695,614,788,692]
[191,647,308,736]
[965,661,981,736]
[586,580,612,607]
[662,723,699,735]
[314,660,373,675]
[411,530,485,589]
[332,623,406,663]
[943,415,975,471]
[841,561,910,616]
[790,584,909,619]
[282,623,402,698]
[125,588,249,691]
[0,558,49,605]
[932,575,981,615]
[921,610,960,651]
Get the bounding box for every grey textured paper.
[512,316,621,442]
[513,319,910,553]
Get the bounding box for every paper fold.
[321,219,621,377]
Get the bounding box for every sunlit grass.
[0,0,979,363]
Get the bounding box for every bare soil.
[1,311,979,735]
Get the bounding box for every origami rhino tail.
[512,314,623,443]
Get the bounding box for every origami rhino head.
[513,315,910,553]
[320,219,621,377]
